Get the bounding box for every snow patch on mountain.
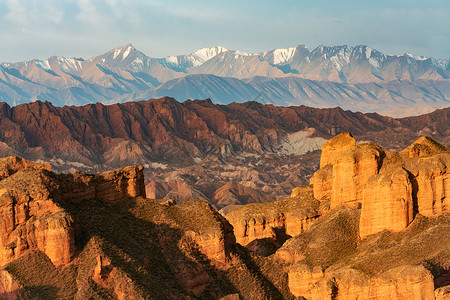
[192,46,229,63]
[58,57,83,72]
[166,56,178,64]
[35,59,51,71]
[234,50,251,57]
[365,47,372,59]
[329,47,351,71]
[109,44,137,61]
[431,58,449,69]
[272,47,296,64]
[130,57,144,71]
[369,57,381,69]
[122,45,132,60]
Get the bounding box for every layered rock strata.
[226,186,320,248]
[0,157,146,267]
[310,133,450,238]
[0,156,238,298]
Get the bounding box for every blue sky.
[0,0,449,62]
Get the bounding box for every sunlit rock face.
[303,265,436,300]
[0,157,146,267]
[310,133,449,238]
[360,168,414,238]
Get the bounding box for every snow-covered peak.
[192,46,229,62]
[112,43,136,60]
[272,47,297,64]
[89,43,146,65]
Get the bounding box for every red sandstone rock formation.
[302,265,436,300]
[226,186,320,249]
[94,166,146,202]
[0,270,30,299]
[0,157,146,268]
[310,133,449,238]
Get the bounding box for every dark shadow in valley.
[57,197,239,299]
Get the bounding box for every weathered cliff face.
[226,186,320,253]
[0,168,75,267]
[0,156,51,180]
[310,133,449,238]
[0,156,242,298]
[360,167,414,238]
[0,157,146,268]
[319,132,356,168]
[281,204,450,300]
[305,265,436,300]
[0,270,29,300]
[406,153,450,218]
[331,143,384,208]
[312,133,385,208]
[94,166,146,202]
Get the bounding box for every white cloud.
[44,1,64,24]
[76,0,108,28]
[146,0,233,22]
[104,0,141,27]
[4,0,64,28]
[5,0,28,26]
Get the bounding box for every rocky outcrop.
[170,200,236,265]
[310,133,449,238]
[319,132,356,168]
[435,285,450,300]
[0,156,51,180]
[94,166,146,202]
[288,263,324,299]
[0,157,146,267]
[0,270,29,300]
[311,133,385,208]
[226,186,320,249]
[0,166,75,266]
[359,167,414,238]
[282,203,450,299]
[293,132,450,299]
[302,265,435,300]
[400,136,448,158]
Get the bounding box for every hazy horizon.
[0,0,449,63]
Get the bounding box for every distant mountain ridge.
[0,43,449,116]
[0,97,448,172]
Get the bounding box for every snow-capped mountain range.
[0,43,449,116]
